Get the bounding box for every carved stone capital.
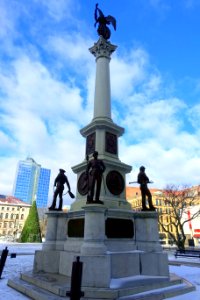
[89,36,117,59]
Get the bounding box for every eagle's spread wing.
[106,15,116,30]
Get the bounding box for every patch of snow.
[0,243,200,299]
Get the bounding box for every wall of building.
[0,196,31,241]
[13,157,51,208]
[126,186,200,247]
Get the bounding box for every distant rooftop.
[0,195,31,206]
[126,186,162,199]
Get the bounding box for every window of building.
[4,222,7,228]
[12,208,15,211]
[21,214,24,220]
[7,207,9,210]
[1,207,4,210]
[5,213,8,219]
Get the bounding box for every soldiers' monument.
[8,4,194,300]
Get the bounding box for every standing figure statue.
[137,166,156,211]
[94,3,116,40]
[49,169,71,211]
[86,151,106,204]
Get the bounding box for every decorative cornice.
[80,118,124,137]
[89,36,117,59]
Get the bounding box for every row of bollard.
[0,247,9,279]
[0,247,83,299]
[66,256,84,300]
[0,247,16,279]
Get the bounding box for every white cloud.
[0,130,16,153]
[121,136,200,189]
[0,55,87,122]
[149,0,171,14]
[121,98,185,145]
[48,34,92,63]
[0,2,14,38]
[0,157,19,196]
[188,104,200,130]
[111,48,148,100]
[34,0,74,21]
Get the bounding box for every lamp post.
[13,214,18,242]
[13,206,22,242]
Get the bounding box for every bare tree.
[158,185,200,250]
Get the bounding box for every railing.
[174,249,200,258]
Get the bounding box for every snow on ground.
[169,265,200,300]
[0,243,42,300]
[0,243,200,300]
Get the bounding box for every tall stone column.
[89,36,117,120]
[71,36,132,210]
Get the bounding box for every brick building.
[0,195,31,240]
[126,186,200,246]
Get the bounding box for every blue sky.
[0,0,200,205]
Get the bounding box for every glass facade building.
[13,157,51,208]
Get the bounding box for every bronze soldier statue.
[86,151,106,204]
[137,166,156,211]
[49,169,71,211]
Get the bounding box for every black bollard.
[0,247,9,279]
[66,256,84,300]
[10,253,16,258]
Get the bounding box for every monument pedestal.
[33,207,169,290]
[8,204,195,299]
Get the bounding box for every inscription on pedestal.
[68,219,84,237]
[105,132,117,154]
[106,218,134,238]
[86,132,96,155]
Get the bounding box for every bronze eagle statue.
[94,3,116,40]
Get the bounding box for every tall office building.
[13,157,51,208]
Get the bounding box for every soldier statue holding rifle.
[130,166,156,211]
[137,166,156,211]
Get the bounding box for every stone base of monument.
[8,206,195,299]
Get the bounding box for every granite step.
[21,271,70,296]
[118,278,195,299]
[7,277,70,300]
[7,272,195,300]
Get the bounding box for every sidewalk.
[0,243,200,300]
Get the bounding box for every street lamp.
[13,206,22,241]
